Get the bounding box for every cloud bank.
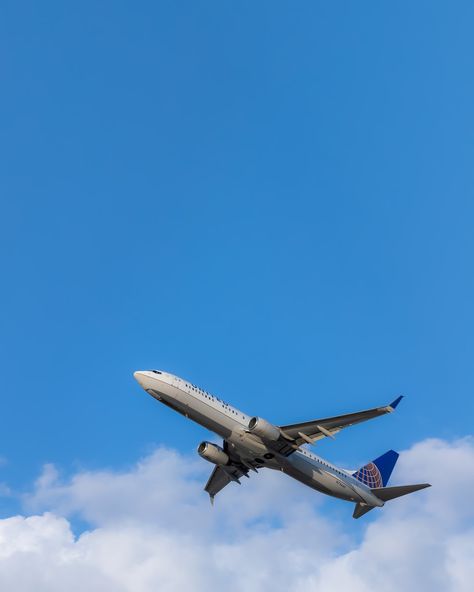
[1,437,473,591]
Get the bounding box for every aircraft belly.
[175,388,237,437]
[188,401,234,438]
[227,433,280,463]
[284,455,360,502]
[149,382,241,438]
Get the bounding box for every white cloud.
[0,437,473,591]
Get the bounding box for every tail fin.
[371,483,431,502]
[353,450,399,488]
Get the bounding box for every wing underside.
[204,465,248,501]
[204,442,252,502]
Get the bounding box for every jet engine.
[248,417,281,441]
[198,441,230,465]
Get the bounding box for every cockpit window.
[152,370,162,374]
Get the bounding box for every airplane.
[133,370,431,518]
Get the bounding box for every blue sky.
[1,0,474,524]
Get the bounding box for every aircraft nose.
[133,371,147,387]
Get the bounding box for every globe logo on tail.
[353,462,383,488]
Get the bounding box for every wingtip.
[389,395,404,410]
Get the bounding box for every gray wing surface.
[204,458,250,502]
[278,396,403,452]
[205,466,233,500]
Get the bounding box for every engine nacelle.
[197,441,230,466]
[248,417,281,441]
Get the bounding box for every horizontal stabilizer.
[353,503,375,519]
[371,483,431,502]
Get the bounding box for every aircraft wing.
[204,464,250,502]
[278,396,403,452]
[203,440,254,502]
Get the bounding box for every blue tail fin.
[353,450,399,488]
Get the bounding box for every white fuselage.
[134,370,384,508]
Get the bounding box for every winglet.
[388,395,403,411]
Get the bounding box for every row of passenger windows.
[183,383,245,419]
[300,449,347,478]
